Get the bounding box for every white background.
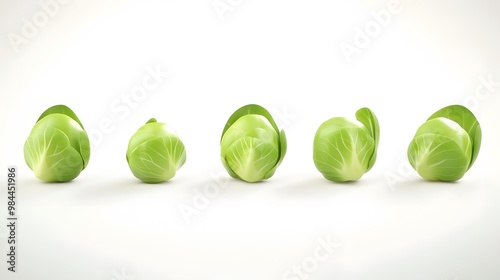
[1,0,500,279]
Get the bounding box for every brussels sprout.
[407,105,481,181]
[24,105,91,182]
[126,118,186,183]
[313,107,380,182]
[220,104,287,182]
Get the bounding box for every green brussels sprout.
[313,107,380,182]
[407,105,481,181]
[220,104,287,182]
[24,105,90,182]
[126,118,186,183]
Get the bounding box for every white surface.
[1,0,500,279]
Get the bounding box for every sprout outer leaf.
[77,129,91,169]
[264,129,287,179]
[355,107,380,171]
[37,104,85,129]
[427,105,481,169]
[221,104,280,140]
